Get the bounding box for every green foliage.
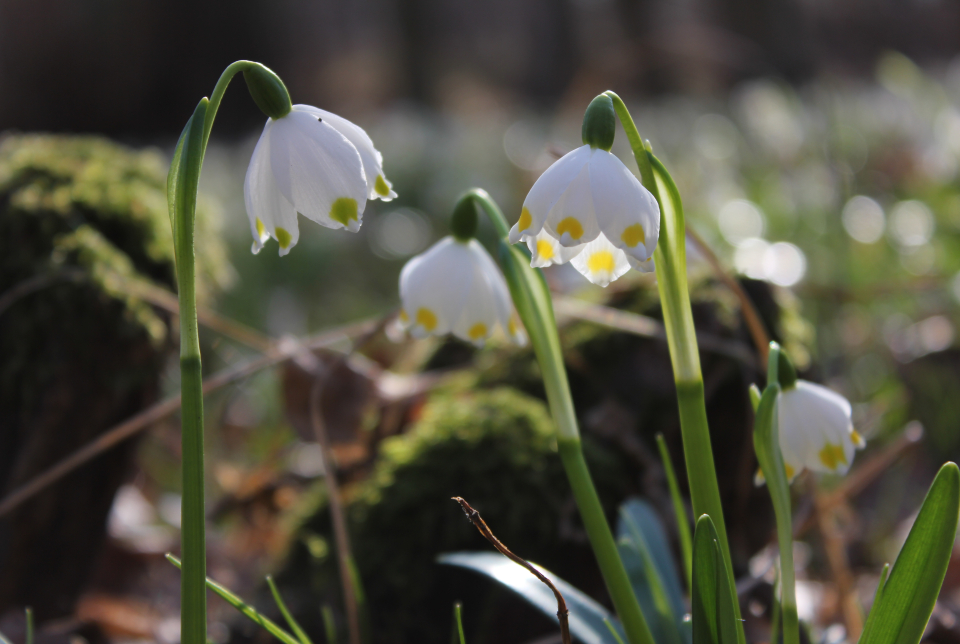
[690,516,738,644]
[859,462,960,644]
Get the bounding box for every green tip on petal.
[243,63,292,120]
[276,227,292,249]
[450,194,479,241]
[777,350,798,390]
[330,197,359,227]
[581,94,616,151]
[375,175,391,197]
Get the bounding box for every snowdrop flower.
[398,201,525,346]
[509,95,660,286]
[244,105,395,255]
[777,380,865,481]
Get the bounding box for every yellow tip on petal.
[556,217,584,241]
[621,223,646,248]
[330,197,359,226]
[785,464,796,480]
[256,217,266,240]
[375,175,391,197]
[536,239,555,261]
[276,227,292,249]
[587,250,615,274]
[416,307,438,332]
[518,207,532,232]
[399,309,409,323]
[851,429,865,448]
[818,443,848,470]
[468,322,488,341]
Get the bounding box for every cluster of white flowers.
[243,97,866,483]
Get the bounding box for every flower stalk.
[167,60,292,644]
[604,91,746,641]
[460,189,655,644]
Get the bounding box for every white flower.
[776,381,865,481]
[509,144,659,286]
[244,104,396,255]
[398,237,525,346]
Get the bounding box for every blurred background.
[3,0,960,643]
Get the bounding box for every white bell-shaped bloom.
[509,144,660,286]
[244,104,396,256]
[776,381,865,482]
[398,237,526,346]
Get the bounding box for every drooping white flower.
[509,144,659,286]
[398,237,525,346]
[776,381,865,481]
[244,104,396,255]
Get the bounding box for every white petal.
[293,105,397,201]
[399,237,475,337]
[268,109,368,232]
[465,239,522,343]
[779,381,856,475]
[524,229,583,268]
[588,150,661,262]
[451,245,501,346]
[627,255,655,273]
[569,233,632,287]
[544,157,601,247]
[515,145,592,242]
[244,121,299,254]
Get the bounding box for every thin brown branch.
[453,497,571,644]
[685,226,770,364]
[0,317,380,518]
[302,315,392,644]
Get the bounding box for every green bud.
[450,194,479,242]
[777,350,798,390]
[243,63,292,120]
[581,94,615,151]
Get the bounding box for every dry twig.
[453,497,572,644]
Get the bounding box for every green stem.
[606,91,745,642]
[558,440,655,644]
[171,60,255,644]
[465,189,654,644]
[655,434,693,592]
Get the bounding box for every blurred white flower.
[398,237,525,346]
[244,104,396,255]
[776,381,865,482]
[508,145,660,286]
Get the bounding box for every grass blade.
[266,575,313,644]
[656,434,693,592]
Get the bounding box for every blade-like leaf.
[438,551,625,644]
[691,516,738,644]
[266,576,313,644]
[617,499,687,644]
[165,116,190,261]
[167,555,301,644]
[859,462,960,644]
[656,435,693,593]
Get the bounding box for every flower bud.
[777,350,798,390]
[581,94,615,151]
[243,63,292,120]
[450,194,479,241]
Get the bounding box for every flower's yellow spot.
[587,250,615,274]
[276,227,292,249]
[375,175,391,197]
[536,239,554,260]
[851,430,864,447]
[416,307,438,332]
[785,464,795,480]
[621,223,646,248]
[468,323,488,341]
[818,443,848,470]
[399,309,410,323]
[330,197,359,226]
[556,217,584,240]
[518,207,532,232]
[255,217,266,239]
[508,317,518,336]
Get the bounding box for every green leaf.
[452,602,466,644]
[438,551,625,644]
[266,576,313,644]
[656,434,694,592]
[166,555,301,644]
[320,605,337,644]
[859,462,960,644]
[691,516,739,644]
[617,499,688,644]
[165,117,190,260]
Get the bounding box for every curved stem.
[467,188,655,644]
[606,91,745,643]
